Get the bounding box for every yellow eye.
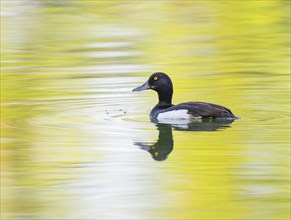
[154,76,158,81]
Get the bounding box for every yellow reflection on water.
[1,1,290,220]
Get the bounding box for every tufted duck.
[132,72,238,122]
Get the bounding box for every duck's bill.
[132,81,150,92]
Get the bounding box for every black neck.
[157,90,172,107]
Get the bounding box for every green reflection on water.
[1,1,290,220]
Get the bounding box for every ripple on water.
[95,108,150,125]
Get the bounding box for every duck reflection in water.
[134,120,234,161]
[135,123,173,161]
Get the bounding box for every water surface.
[1,1,290,220]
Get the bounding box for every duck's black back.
[150,101,237,121]
[174,102,236,118]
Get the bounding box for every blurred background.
[1,1,290,219]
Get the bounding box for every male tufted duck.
[132,72,238,122]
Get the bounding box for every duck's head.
[132,72,173,104]
[132,72,172,92]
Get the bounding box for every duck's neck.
[157,90,173,107]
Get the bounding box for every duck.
[132,72,238,122]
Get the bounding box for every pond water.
[1,1,290,220]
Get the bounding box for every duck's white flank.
[157,109,202,121]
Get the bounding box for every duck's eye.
[154,76,158,81]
